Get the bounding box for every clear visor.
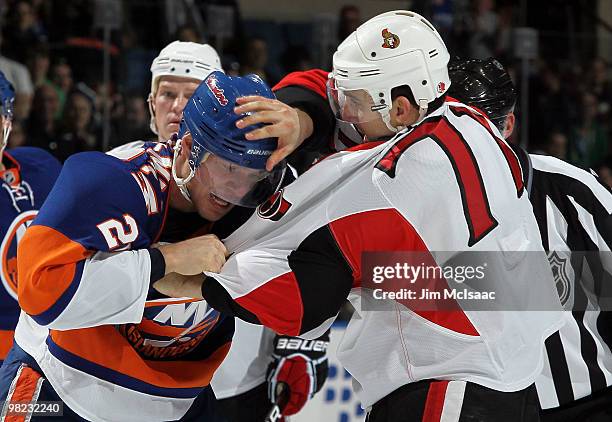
[194,152,285,208]
[327,77,387,124]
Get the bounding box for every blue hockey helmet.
[0,71,15,153]
[172,71,285,208]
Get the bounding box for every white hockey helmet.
[148,41,223,135]
[329,10,450,131]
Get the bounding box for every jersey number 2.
[97,214,139,250]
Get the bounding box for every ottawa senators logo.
[257,189,292,221]
[437,82,446,93]
[381,28,400,49]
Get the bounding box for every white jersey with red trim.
[203,100,564,408]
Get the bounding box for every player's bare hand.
[157,234,227,275]
[152,273,204,299]
[234,96,313,171]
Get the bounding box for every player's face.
[153,76,200,142]
[177,133,235,221]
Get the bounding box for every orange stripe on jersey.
[144,298,202,308]
[4,365,44,422]
[17,225,91,316]
[50,327,230,389]
[0,330,14,360]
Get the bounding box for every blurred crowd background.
[1,0,612,186]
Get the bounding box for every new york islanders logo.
[1,210,37,300]
[206,75,229,106]
[257,189,292,221]
[381,28,400,49]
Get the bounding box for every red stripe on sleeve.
[329,209,479,336]
[273,69,330,99]
[235,272,304,336]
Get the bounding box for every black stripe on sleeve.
[202,275,262,324]
[288,225,354,335]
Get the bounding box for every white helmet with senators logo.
[329,10,450,131]
[148,41,223,135]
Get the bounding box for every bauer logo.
[206,75,229,106]
[246,149,272,156]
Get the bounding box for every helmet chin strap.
[413,99,429,125]
[0,118,11,156]
[147,93,159,136]
[380,107,406,134]
[171,137,195,203]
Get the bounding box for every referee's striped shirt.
[514,150,612,409]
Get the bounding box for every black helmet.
[447,57,516,132]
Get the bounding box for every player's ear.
[179,132,193,159]
[391,96,417,126]
[502,112,515,140]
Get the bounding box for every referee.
[449,57,612,422]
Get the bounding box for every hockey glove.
[266,332,330,416]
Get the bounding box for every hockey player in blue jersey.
[0,70,61,364]
[0,72,288,421]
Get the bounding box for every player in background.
[447,57,612,422]
[155,11,564,421]
[0,70,61,364]
[2,73,287,422]
[144,41,329,422]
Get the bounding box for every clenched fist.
[157,234,227,275]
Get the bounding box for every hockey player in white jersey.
[448,57,612,422]
[154,11,565,421]
[144,41,329,422]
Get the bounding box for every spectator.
[338,5,361,43]
[113,94,153,146]
[1,0,47,63]
[594,158,612,189]
[587,58,612,120]
[25,44,51,89]
[7,120,26,149]
[469,0,499,59]
[531,64,574,142]
[25,84,59,152]
[175,25,204,43]
[569,92,609,168]
[55,88,100,161]
[280,45,313,74]
[239,37,275,84]
[544,129,569,160]
[50,59,73,114]
[0,33,34,120]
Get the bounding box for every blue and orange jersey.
[0,147,61,360]
[15,141,233,421]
